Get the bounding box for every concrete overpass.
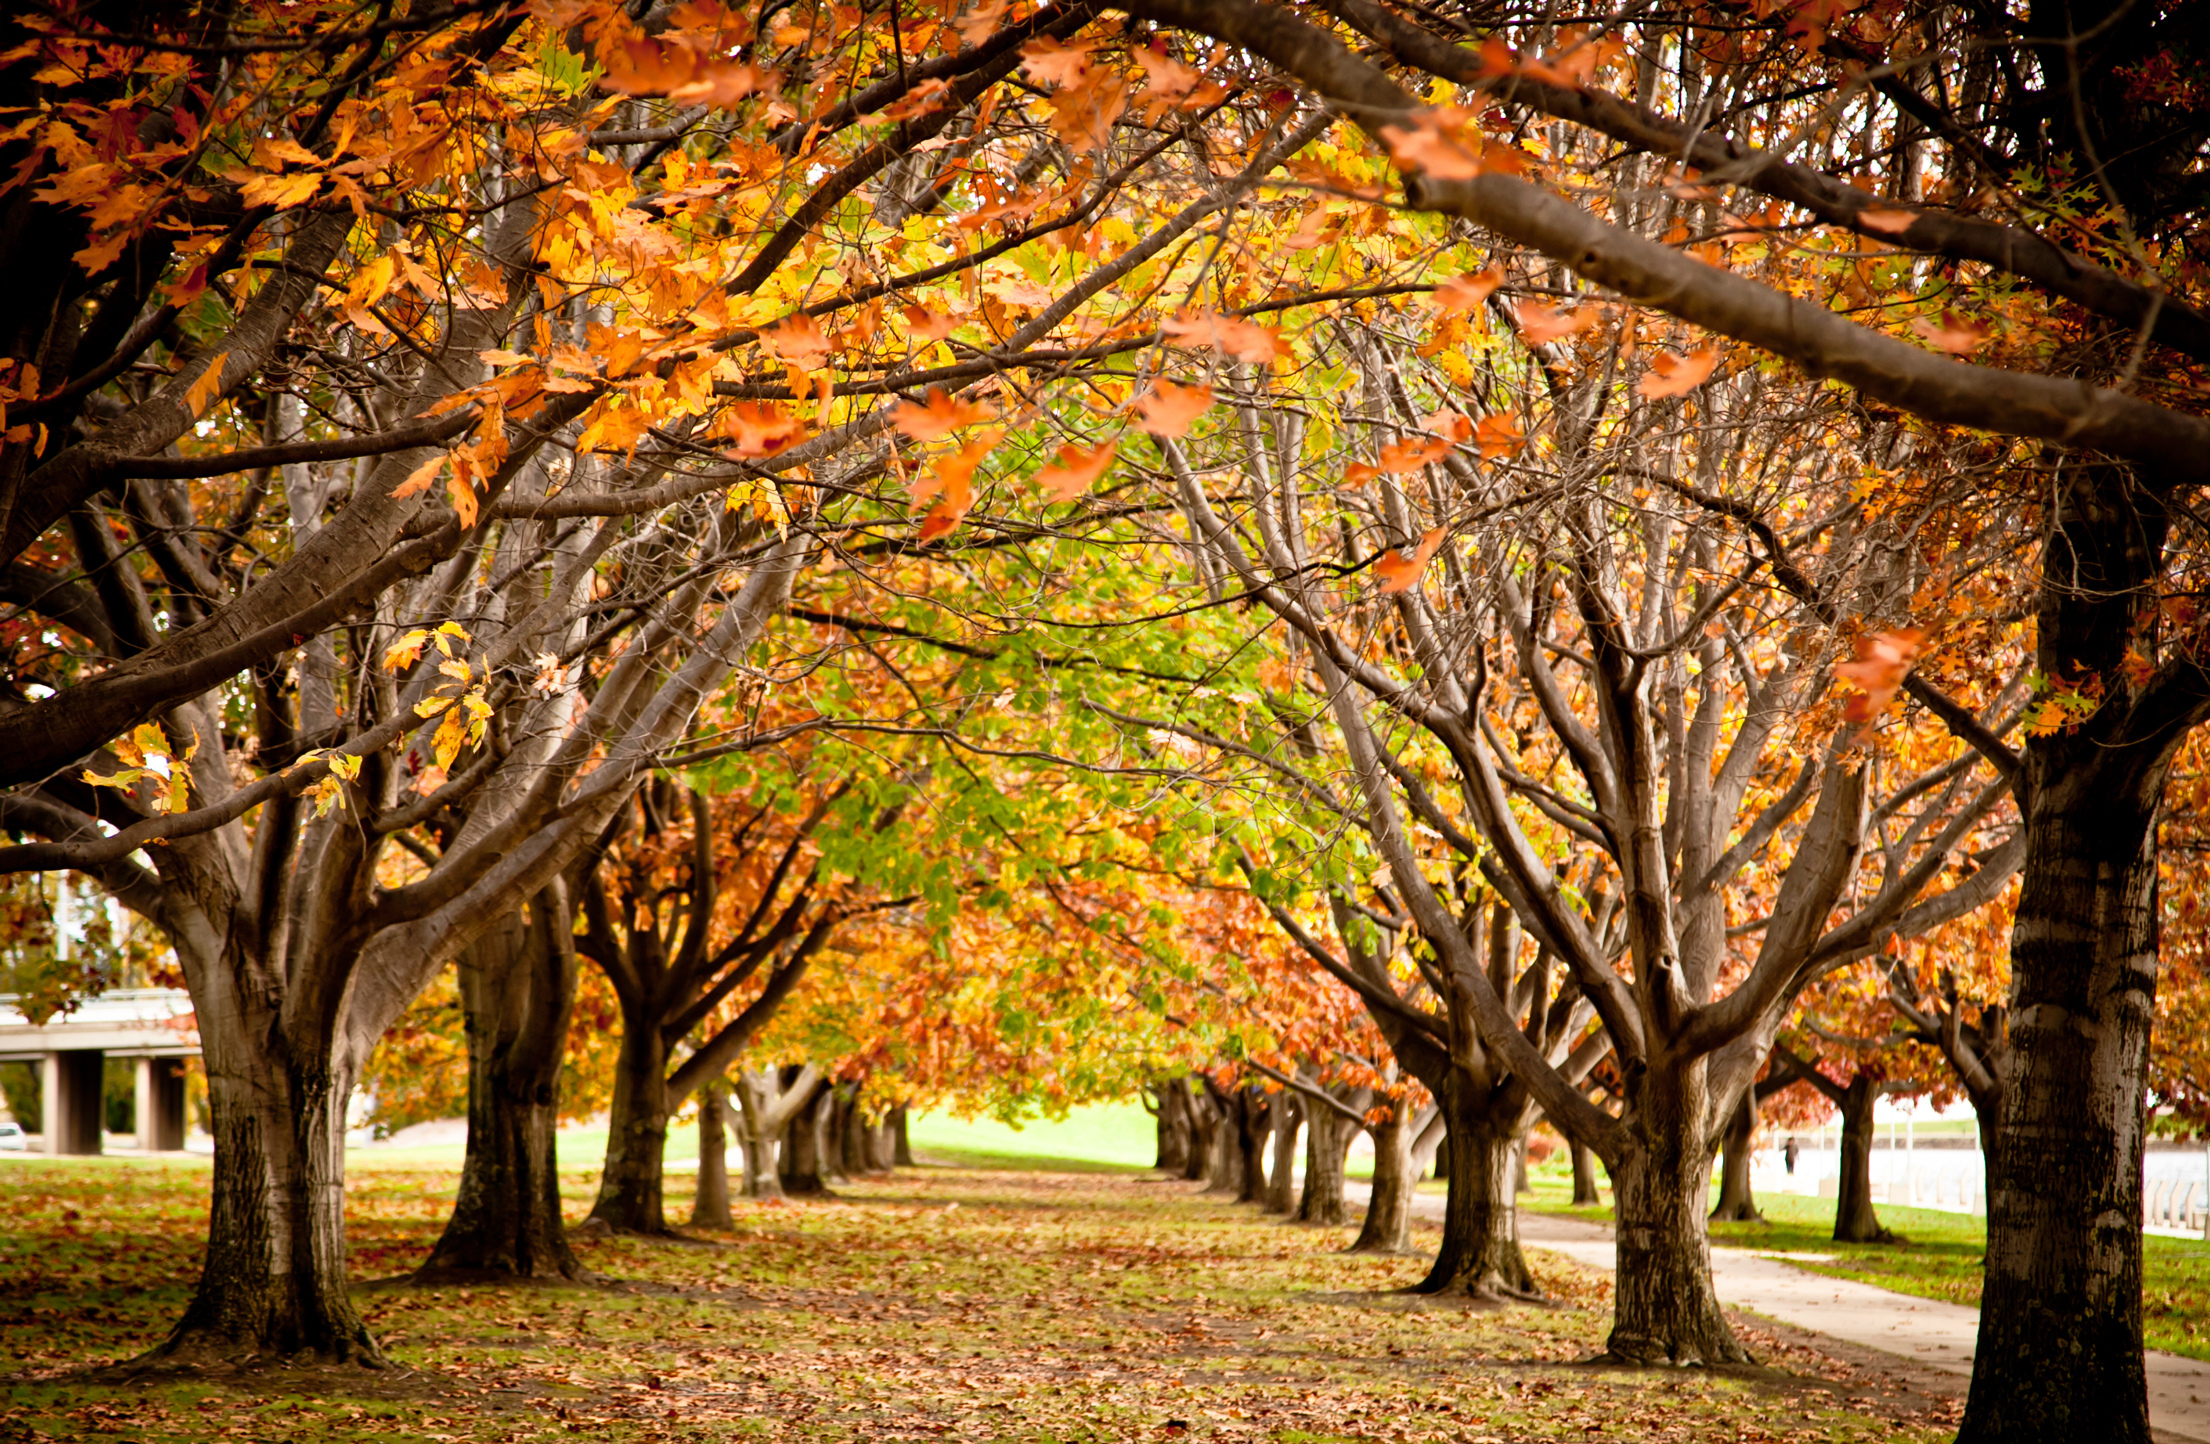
[0,989,198,1154]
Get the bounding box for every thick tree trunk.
[1348,1099,1416,1254]
[891,1105,914,1167]
[1832,1073,1891,1244]
[148,978,378,1364]
[779,1073,829,1196]
[416,892,584,1279]
[1962,713,2163,1442]
[1264,1095,1302,1213]
[1570,1138,1603,1206]
[1184,1092,1217,1182]
[1296,1103,1354,1225]
[819,1087,851,1182]
[1234,1088,1271,1205]
[691,1082,735,1230]
[587,1022,673,1234]
[839,1089,871,1177]
[1413,1091,1534,1299]
[1709,1091,1762,1224]
[1154,1080,1192,1174]
[1603,1070,1748,1364]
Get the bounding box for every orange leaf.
[1638,346,1719,398]
[392,451,446,500]
[1474,414,1525,460]
[1376,528,1447,594]
[718,402,809,458]
[758,313,833,369]
[1379,119,1484,180]
[184,351,229,420]
[1513,301,1591,345]
[1432,267,1503,314]
[1159,310,1281,365]
[1911,311,1991,357]
[903,305,960,344]
[1835,627,1927,724]
[1132,379,1212,438]
[956,0,1011,46]
[1857,208,1919,236]
[914,428,1001,541]
[447,460,479,529]
[1378,435,1450,475]
[891,386,996,442]
[1033,440,1116,502]
[1018,37,1093,88]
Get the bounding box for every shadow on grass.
[910,1146,1154,1176]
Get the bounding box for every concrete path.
[1462,1198,2210,1443]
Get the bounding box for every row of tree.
[2,4,2205,1443]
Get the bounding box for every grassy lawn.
[0,1145,1962,1443]
[1521,1158,2210,1361]
[904,1100,1159,1174]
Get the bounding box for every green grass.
[904,1100,1158,1173]
[1521,1157,2210,1361]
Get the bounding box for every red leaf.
[1835,628,1927,724]
[1638,346,1719,398]
[1375,528,1447,594]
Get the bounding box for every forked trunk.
[1296,1104,1354,1225]
[1264,1096,1302,1213]
[150,980,379,1364]
[417,895,583,1280]
[587,1023,673,1234]
[1348,1101,1415,1254]
[1604,1070,1747,1364]
[1570,1138,1603,1205]
[1709,1091,1762,1224]
[1832,1073,1890,1244]
[779,1077,829,1195]
[1961,719,2161,1444]
[1154,1080,1192,1174]
[1413,1097,1534,1299]
[691,1083,735,1231]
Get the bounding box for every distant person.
[1783,1137,1800,1175]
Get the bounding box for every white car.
[0,1122,26,1151]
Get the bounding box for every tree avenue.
[0,4,2203,1444]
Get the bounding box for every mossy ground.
[0,1149,1964,1442]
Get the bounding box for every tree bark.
[1603,1066,1748,1364]
[1233,1087,1271,1205]
[1296,1100,1355,1225]
[1153,1079,1192,1174]
[1709,1090,1763,1224]
[838,1087,871,1178]
[148,969,378,1364]
[1832,1072,1892,1244]
[891,1105,914,1167]
[1570,1137,1603,1205]
[1348,1097,1416,1254]
[1184,1089,1217,1182]
[1264,1094,1302,1213]
[691,1082,735,1230]
[586,1020,673,1234]
[779,1071,829,1195]
[416,888,583,1280]
[1413,1087,1535,1298]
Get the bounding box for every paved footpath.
[1471,1199,2210,1442]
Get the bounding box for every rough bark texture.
[1708,1091,1763,1224]
[1604,1065,1748,1364]
[1832,1072,1892,1244]
[891,1105,915,1167]
[1184,1090,1217,1182]
[586,1016,674,1234]
[416,890,583,1280]
[1233,1088,1272,1205]
[150,992,378,1364]
[1413,1093,1535,1298]
[1153,1079,1193,1174]
[1570,1138,1603,1205]
[1347,1100,1416,1254]
[1961,470,2177,1444]
[1296,1102,1355,1225]
[779,1075,829,1195]
[691,1083,735,1231]
[1264,1095,1302,1214]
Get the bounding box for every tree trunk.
[148,974,379,1364]
[839,1090,871,1177]
[779,1072,829,1196]
[416,890,584,1280]
[1296,1102,1355,1225]
[1570,1138,1603,1205]
[1154,1079,1192,1174]
[1413,1088,1534,1298]
[1514,1134,1532,1194]
[1832,1073,1891,1244]
[731,1071,784,1199]
[1204,1100,1244,1195]
[587,1019,673,1234]
[1709,1090,1763,1224]
[818,1086,851,1182]
[691,1082,735,1230]
[1264,1094,1302,1213]
[1603,1070,1748,1364]
[1962,698,2163,1442]
[1348,1098,1416,1254]
[1234,1088,1271,1205]
[891,1105,914,1167]
[1184,1092,1217,1182]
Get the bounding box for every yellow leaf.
[381,629,431,672]
[184,352,229,420]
